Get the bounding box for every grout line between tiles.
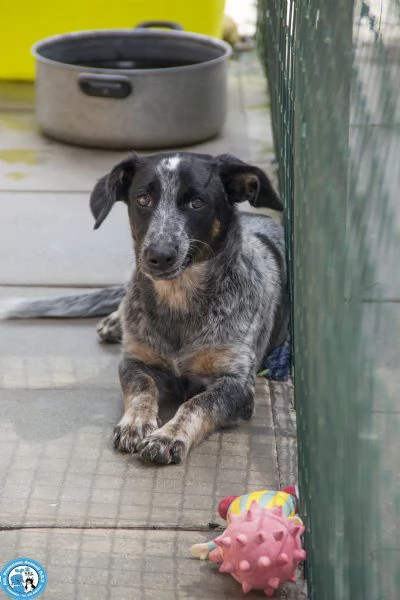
[0,524,224,533]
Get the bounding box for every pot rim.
[31,28,232,75]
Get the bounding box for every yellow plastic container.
[1,0,225,80]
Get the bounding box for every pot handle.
[134,20,184,31]
[78,74,132,99]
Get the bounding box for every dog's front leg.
[113,356,160,453]
[137,374,255,465]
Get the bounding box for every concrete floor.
[0,55,305,599]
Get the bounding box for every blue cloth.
[258,342,291,381]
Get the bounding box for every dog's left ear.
[216,154,283,211]
[90,155,138,229]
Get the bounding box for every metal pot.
[31,22,231,150]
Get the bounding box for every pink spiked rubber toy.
[208,502,305,596]
[190,488,306,596]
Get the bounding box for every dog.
[3,152,287,465]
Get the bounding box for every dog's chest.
[123,251,272,377]
[123,323,245,381]
[138,301,210,353]
[123,285,257,382]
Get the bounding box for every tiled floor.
[0,55,304,598]
[0,379,278,530]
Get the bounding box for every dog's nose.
[144,244,178,271]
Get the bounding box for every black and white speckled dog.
[4,152,288,465]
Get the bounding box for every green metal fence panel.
[258,1,400,599]
[257,0,297,361]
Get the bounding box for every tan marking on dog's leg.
[137,399,215,464]
[114,374,160,454]
[165,404,215,446]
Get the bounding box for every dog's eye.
[189,197,205,210]
[136,194,153,208]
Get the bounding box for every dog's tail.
[0,286,125,319]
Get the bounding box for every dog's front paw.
[137,432,188,465]
[113,417,160,454]
[97,310,122,344]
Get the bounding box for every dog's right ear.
[90,155,138,229]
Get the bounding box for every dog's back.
[238,212,288,362]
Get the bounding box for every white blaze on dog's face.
[159,155,181,172]
[144,155,186,276]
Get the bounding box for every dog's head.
[90,152,282,280]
